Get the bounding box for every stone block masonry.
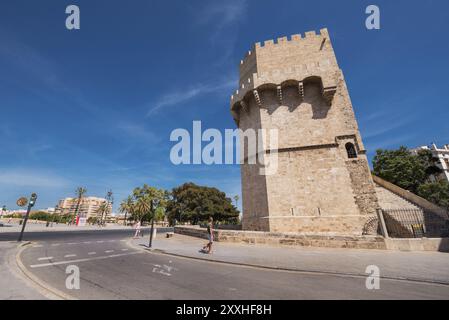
[230,28,380,235]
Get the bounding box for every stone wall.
[375,184,419,210]
[175,226,386,250]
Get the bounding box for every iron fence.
[382,208,449,238]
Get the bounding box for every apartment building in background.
[411,143,449,183]
[55,197,112,220]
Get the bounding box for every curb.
[15,242,77,300]
[127,239,449,287]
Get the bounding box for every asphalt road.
[10,230,449,299]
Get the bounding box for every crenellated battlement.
[233,28,339,111]
[239,28,331,73]
[254,29,327,49]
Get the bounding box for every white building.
[55,197,112,220]
[411,144,449,183]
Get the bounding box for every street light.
[148,200,155,248]
[18,193,38,242]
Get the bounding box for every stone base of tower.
[242,215,377,236]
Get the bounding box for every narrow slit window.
[346,143,357,159]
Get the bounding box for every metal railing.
[381,208,449,238]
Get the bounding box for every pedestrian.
[202,217,214,254]
[133,220,141,239]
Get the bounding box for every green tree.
[417,180,449,209]
[373,147,428,193]
[373,146,446,208]
[119,196,134,225]
[154,206,166,222]
[128,185,168,223]
[29,211,52,222]
[96,201,109,225]
[233,195,240,208]
[73,187,87,222]
[166,183,239,225]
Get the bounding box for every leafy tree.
[416,149,442,178]
[119,195,134,225]
[417,180,449,209]
[373,146,446,207]
[87,216,100,225]
[126,184,168,223]
[30,211,52,222]
[95,201,109,225]
[154,206,166,222]
[373,147,428,193]
[166,183,239,225]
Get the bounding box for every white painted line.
[120,239,127,242]
[96,241,104,243]
[88,252,96,255]
[30,252,142,268]
[33,245,43,248]
[105,250,114,253]
[38,257,53,261]
[108,240,116,242]
[67,243,77,245]
[83,241,92,244]
[51,244,60,246]
[64,254,77,258]
[121,249,129,251]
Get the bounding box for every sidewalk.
[132,233,449,285]
[0,242,47,300]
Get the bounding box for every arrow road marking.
[30,251,143,268]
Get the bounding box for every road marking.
[121,249,129,251]
[64,254,77,258]
[96,241,104,243]
[33,245,43,248]
[51,244,60,246]
[38,257,53,261]
[107,240,116,242]
[120,239,127,242]
[88,252,96,255]
[30,251,142,268]
[68,242,77,245]
[83,241,92,244]
[105,250,114,253]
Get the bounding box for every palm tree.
[119,196,134,226]
[233,195,240,208]
[96,201,109,226]
[73,187,87,224]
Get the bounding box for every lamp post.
[18,193,38,242]
[148,200,155,248]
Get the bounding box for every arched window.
[345,143,357,159]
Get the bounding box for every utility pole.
[149,200,155,248]
[18,193,37,242]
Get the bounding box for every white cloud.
[117,123,160,142]
[146,79,235,116]
[0,169,69,188]
[197,1,248,31]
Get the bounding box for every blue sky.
[1,0,448,211]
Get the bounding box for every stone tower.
[230,28,380,235]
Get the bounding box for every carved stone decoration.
[322,86,337,105]
[277,86,283,105]
[253,90,262,107]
